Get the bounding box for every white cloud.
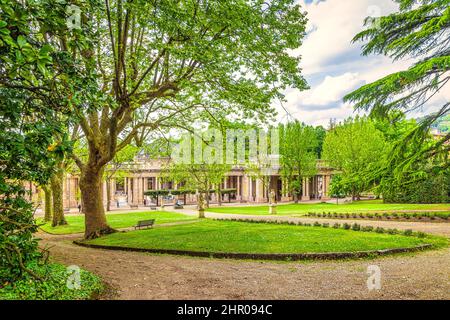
[298,0,399,75]
[301,72,364,107]
[274,0,426,126]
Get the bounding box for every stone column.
[248,177,253,202]
[255,178,264,203]
[132,177,139,205]
[323,174,331,200]
[302,178,310,201]
[236,176,242,201]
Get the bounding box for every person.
[143,198,147,206]
[116,200,120,208]
[77,204,82,213]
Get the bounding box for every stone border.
[73,241,433,261]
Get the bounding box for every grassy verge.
[0,263,103,300]
[85,219,447,254]
[207,200,450,216]
[39,211,196,235]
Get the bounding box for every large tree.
[344,0,450,175]
[322,117,386,200]
[0,0,71,282]
[279,121,318,202]
[30,0,307,239]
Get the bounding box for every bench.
[174,204,184,209]
[134,219,155,230]
[149,205,157,210]
[130,204,139,209]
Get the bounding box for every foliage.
[279,121,318,199]
[372,113,449,203]
[0,262,103,300]
[328,175,347,201]
[382,169,450,203]
[27,0,309,237]
[0,0,76,284]
[322,117,386,199]
[344,0,450,174]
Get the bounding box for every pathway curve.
[39,208,450,300]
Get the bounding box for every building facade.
[27,157,336,209]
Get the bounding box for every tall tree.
[4,1,308,238]
[322,117,386,200]
[50,0,308,239]
[344,0,450,175]
[0,0,72,282]
[279,121,318,203]
[164,163,230,218]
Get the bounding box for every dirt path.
[39,213,450,300]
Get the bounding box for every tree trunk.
[217,183,222,206]
[80,165,116,239]
[198,192,206,218]
[43,185,53,222]
[51,169,67,227]
[106,177,111,212]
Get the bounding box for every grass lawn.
[39,211,196,235]
[86,220,447,254]
[207,200,450,216]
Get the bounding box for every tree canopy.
[344,0,450,174]
[322,117,386,200]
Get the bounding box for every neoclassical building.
[27,156,336,210]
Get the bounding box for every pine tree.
[345,0,450,173]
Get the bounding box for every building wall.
[31,158,336,209]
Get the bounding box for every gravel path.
[39,209,450,300]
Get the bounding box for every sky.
[275,0,449,127]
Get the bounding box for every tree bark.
[80,165,116,239]
[51,169,67,227]
[217,183,222,206]
[198,192,206,218]
[42,185,53,222]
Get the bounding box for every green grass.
[207,200,450,216]
[86,219,447,254]
[39,211,196,235]
[0,262,103,300]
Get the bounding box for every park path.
[39,208,450,300]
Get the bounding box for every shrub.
[322,223,329,228]
[403,229,413,236]
[333,223,340,229]
[343,223,351,230]
[351,223,361,231]
[417,232,426,238]
[313,222,321,227]
[361,226,374,232]
[375,227,384,233]
[0,262,103,300]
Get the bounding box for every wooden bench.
[149,205,157,210]
[134,219,155,230]
[130,204,139,209]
